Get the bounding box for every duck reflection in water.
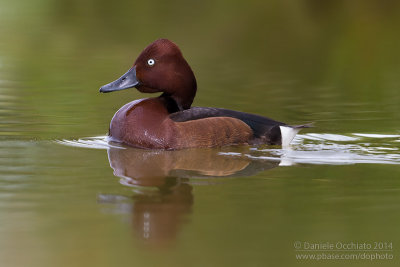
[99,145,280,248]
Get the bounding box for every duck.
[99,39,309,150]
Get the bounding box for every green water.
[1,1,400,266]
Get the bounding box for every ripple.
[353,133,400,138]
[298,133,359,142]
[58,133,400,166]
[55,136,121,150]
[223,133,400,166]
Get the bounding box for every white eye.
[147,59,155,66]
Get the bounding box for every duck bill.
[99,67,139,93]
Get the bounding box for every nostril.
[121,77,126,81]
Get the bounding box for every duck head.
[99,39,197,110]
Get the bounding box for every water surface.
[1,1,400,266]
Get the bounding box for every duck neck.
[162,81,197,111]
[160,94,181,113]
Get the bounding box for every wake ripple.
[221,133,400,165]
[57,133,400,165]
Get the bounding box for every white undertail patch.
[279,126,301,148]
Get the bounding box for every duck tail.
[289,122,314,129]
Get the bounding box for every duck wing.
[170,107,285,144]
[170,107,312,146]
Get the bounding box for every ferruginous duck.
[99,39,309,149]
